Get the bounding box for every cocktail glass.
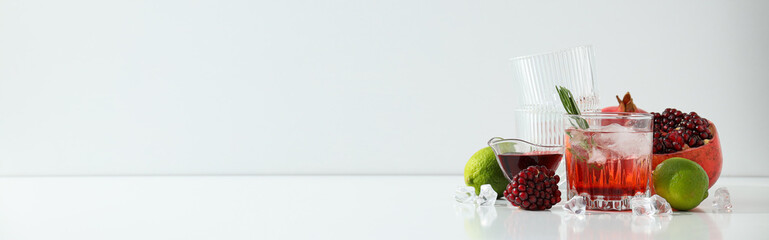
[487,137,564,182]
[563,113,653,210]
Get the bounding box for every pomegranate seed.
[672,142,682,151]
[688,136,698,147]
[693,119,703,125]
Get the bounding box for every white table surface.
[0,176,766,239]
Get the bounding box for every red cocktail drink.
[564,113,653,210]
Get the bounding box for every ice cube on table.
[713,187,733,210]
[650,195,672,215]
[454,186,476,204]
[476,184,497,206]
[631,197,655,216]
[563,196,587,214]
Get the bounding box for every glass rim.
[564,112,653,119]
[509,45,593,61]
[487,137,563,149]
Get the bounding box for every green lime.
[464,147,507,196]
[652,157,709,211]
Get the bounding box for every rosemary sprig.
[558,86,602,169]
[556,86,589,129]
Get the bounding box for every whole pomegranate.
[503,166,560,210]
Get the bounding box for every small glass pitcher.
[487,137,564,183]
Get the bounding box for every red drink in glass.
[566,130,651,196]
[564,113,653,211]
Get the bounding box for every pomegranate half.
[652,122,722,188]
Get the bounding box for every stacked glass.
[510,45,600,181]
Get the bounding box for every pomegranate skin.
[652,122,722,188]
[601,106,647,113]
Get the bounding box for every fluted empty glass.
[510,45,601,183]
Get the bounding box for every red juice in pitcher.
[496,152,562,179]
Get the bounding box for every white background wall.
[0,0,766,176]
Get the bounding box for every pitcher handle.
[487,137,505,146]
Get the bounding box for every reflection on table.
[454,201,730,240]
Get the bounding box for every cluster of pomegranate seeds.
[651,108,713,154]
[503,165,561,210]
